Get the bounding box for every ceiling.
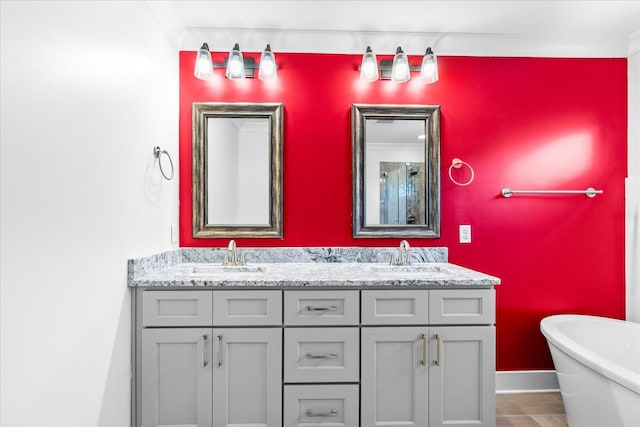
[148,0,640,56]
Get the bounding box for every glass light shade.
[391,47,410,83]
[420,47,439,84]
[258,44,277,81]
[225,43,245,79]
[360,46,379,82]
[194,42,214,80]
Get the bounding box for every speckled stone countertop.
[127,247,500,288]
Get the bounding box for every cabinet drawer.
[429,289,495,324]
[284,328,359,383]
[284,290,359,325]
[361,289,429,325]
[142,290,212,327]
[284,384,359,427]
[212,290,282,326]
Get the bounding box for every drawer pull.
[305,352,338,359]
[202,335,208,367]
[433,334,441,366]
[305,408,338,417]
[305,305,338,312]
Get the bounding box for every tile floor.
[497,392,568,427]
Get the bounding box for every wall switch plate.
[170,223,178,244]
[459,225,471,243]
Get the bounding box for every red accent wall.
[179,51,627,371]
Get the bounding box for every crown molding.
[184,27,633,58]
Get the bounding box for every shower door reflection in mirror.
[379,161,426,225]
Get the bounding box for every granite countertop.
[130,261,500,288]
[128,247,500,288]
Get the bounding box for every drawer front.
[429,289,495,324]
[284,328,359,383]
[284,384,359,427]
[212,290,282,326]
[361,289,429,325]
[142,290,212,327]
[284,290,359,325]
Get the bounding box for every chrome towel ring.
[448,158,474,186]
[153,146,174,181]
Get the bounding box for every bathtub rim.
[540,314,640,396]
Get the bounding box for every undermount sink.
[371,264,450,274]
[191,265,266,275]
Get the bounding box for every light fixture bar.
[378,60,422,79]
[212,57,258,78]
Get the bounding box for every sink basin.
[371,264,450,274]
[191,265,266,275]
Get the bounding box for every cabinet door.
[213,328,282,427]
[141,328,212,427]
[361,327,429,426]
[429,326,495,427]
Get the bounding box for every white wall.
[627,30,640,322]
[0,1,179,425]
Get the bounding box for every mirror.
[352,104,440,238]
[192,103,283,238]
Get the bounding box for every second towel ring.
[448,158,475,186]
[153,146,174,181]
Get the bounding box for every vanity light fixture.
[194,42,214,80]
[360,46,379,82]
[258,44,278,81]
[194,42,277,81]
[358,46,440,83]
[391,46,411,83]
[420,47,439,83]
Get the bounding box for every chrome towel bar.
[501,187,603,198]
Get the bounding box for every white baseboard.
[496,370,560,394]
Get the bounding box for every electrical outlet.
[459,225,471,243]
[171,223,178,244]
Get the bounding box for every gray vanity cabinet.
[429,326,495,427]
[137,289,282,427]
[141,328,213,427]
[360,289,496,427]
[135,287,495,427]
[361,327,430,426]
[212,328,282,427]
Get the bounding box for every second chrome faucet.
[222,240,246,266]
[389,240,413,266]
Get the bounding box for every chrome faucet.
[222,240,245,266]
[389,240,413,266]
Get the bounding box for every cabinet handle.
[216,335,222,367]
[433,334,441,366]
[202,335,208,367]
[420,334,427,366]
[305,408,337,417]
[305,352,338,359]
[305,305,338,312]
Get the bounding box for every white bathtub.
[541,314,640,427]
